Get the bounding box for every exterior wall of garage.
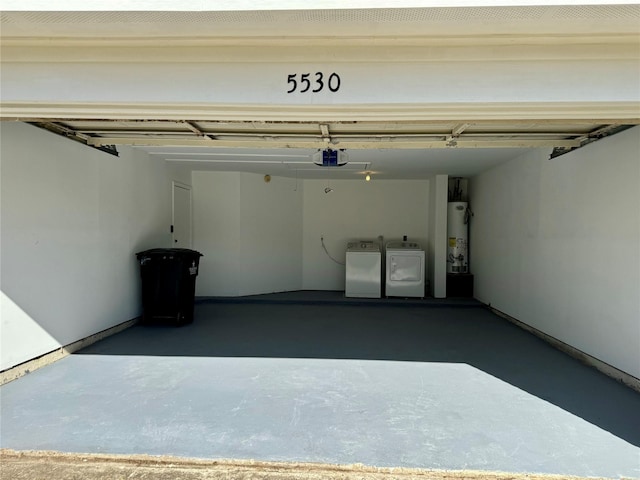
[0,122,173,370]
[470,126,640,379]
[2,42,638,123]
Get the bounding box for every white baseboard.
[0,318,138,386]
[487,305,640,393]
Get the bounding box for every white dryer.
[345,241,381,298]
[385,241,425,298]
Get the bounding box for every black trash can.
[136,248,203,326]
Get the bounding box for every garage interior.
[1,2,640,478]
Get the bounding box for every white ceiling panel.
[147,146,529,179]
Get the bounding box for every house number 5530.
[287,72,341,93]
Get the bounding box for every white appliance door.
[346,253,381,297]
[389,254,422,281]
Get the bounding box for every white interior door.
[172,182,192,248]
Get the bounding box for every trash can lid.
[136,248,203,259]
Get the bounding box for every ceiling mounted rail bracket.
[183,120,216,140]
[446,123,471,147]
[29,121,119,156]
[320,124,332,144]
[549,124,634,160]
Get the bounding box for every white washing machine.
[385,241,426,298]
[345,241,381,298]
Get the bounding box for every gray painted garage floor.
[2,294,639,478]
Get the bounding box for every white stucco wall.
[427,175,448,298]
[470,127,640,378]
[239,173,303,296]
[193,172,242,296]
[192,174,432,295]
[302,179,429,291]
[3,59,638,112]
[193,171,303,297]
[0,122,172,370]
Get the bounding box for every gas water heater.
[447,201,469,273]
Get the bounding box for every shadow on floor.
[78,294,640,447]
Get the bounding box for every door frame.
[172,181,193,249]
